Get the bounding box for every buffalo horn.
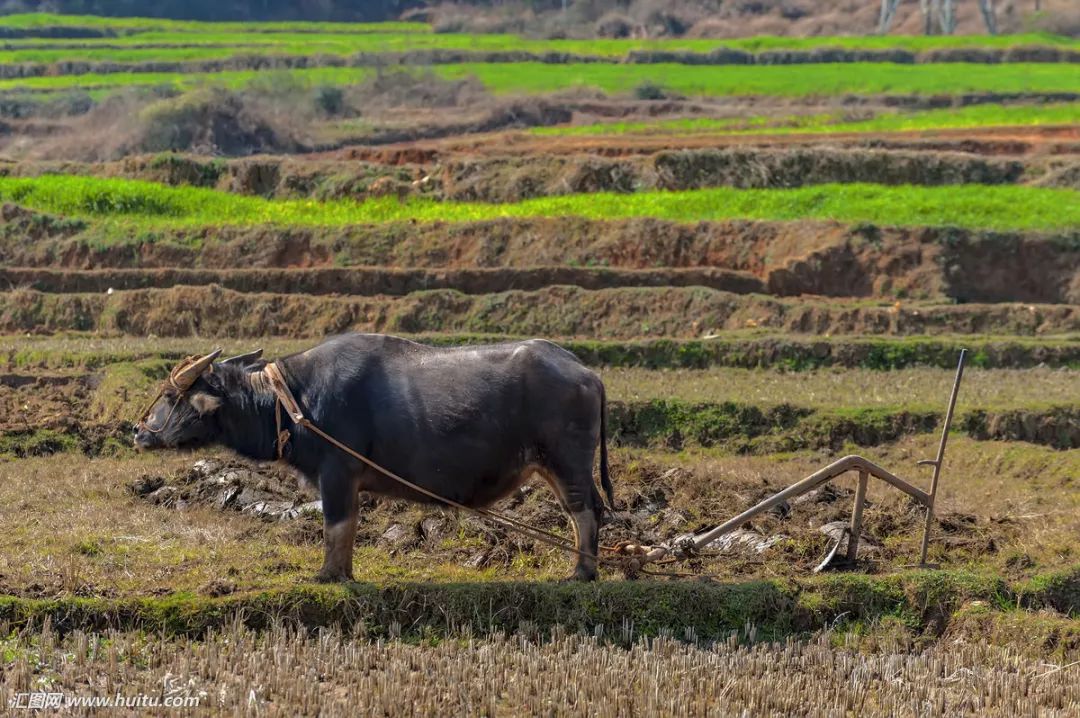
[172,348,222,390]
[221,348,263,366]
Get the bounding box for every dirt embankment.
[1,285,1077,339]
[422,122,1080,159]
[58,147,1032,203]
[0,266,765,297]
[4,212,1077,304]
[434,148,1028,202]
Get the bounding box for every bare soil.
[4,216,1077,304]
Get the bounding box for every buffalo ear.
[189,393,222,415]
[221,348,263,367]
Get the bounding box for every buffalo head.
[133,348,263,450]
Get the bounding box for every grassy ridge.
[0,65,373,93]
[531,102,1080,137]
[4,334,1077,372]
[1,62,1077,98]
[0,175,1075,232]
[0,32,1076,66]
[0,567,1074,640]
[438,62,1080,97]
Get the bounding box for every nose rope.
[135,355,214,434]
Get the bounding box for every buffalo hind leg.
[537,460,603,581]
[316,465,359,583]
[568,506,601,581]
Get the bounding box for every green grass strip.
[0,66,375,93]
[531,102,1080,137]
[0,176,1076,232]
[0,30,1075,65]
[0,62,1076,98]
[436,62,1080,97]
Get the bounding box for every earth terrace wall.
[0,266,765,296]
[3,213,1076,304]
[49,148,1030,201]
[1,285,1077,338]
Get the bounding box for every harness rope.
[262,362,626,568]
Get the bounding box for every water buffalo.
[134,333,614,581]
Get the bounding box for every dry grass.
[9,86,314,162]
[602,366,1080,410]
[0,622,1077,717]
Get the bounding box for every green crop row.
[531,102,1080,137]
[1,62,1077,99]
[0,175,1075,233]
[0,66,373,93]
[0,12,429,35]
[0,29,1075,65]
[5,334,1078,372]
[439,61,1080,97]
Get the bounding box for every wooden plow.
[622,350,968,574]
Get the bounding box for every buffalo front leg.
[316,468,359,583]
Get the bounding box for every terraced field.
[0,11,1077,716]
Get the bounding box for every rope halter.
[136,348,222,433]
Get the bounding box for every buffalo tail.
[599,382,616,510]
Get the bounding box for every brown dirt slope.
[4,214,1076,304]
[1,285,1076,338]
[0,266,764,297]
[22,146,1034,203]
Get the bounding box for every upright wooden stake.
[918,350,967,566]
[847,470,869,562]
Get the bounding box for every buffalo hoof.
[565,567,598,582]
[314,568,353,583]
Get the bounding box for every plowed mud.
[128,453,1017,580]
[0,372,91,433]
